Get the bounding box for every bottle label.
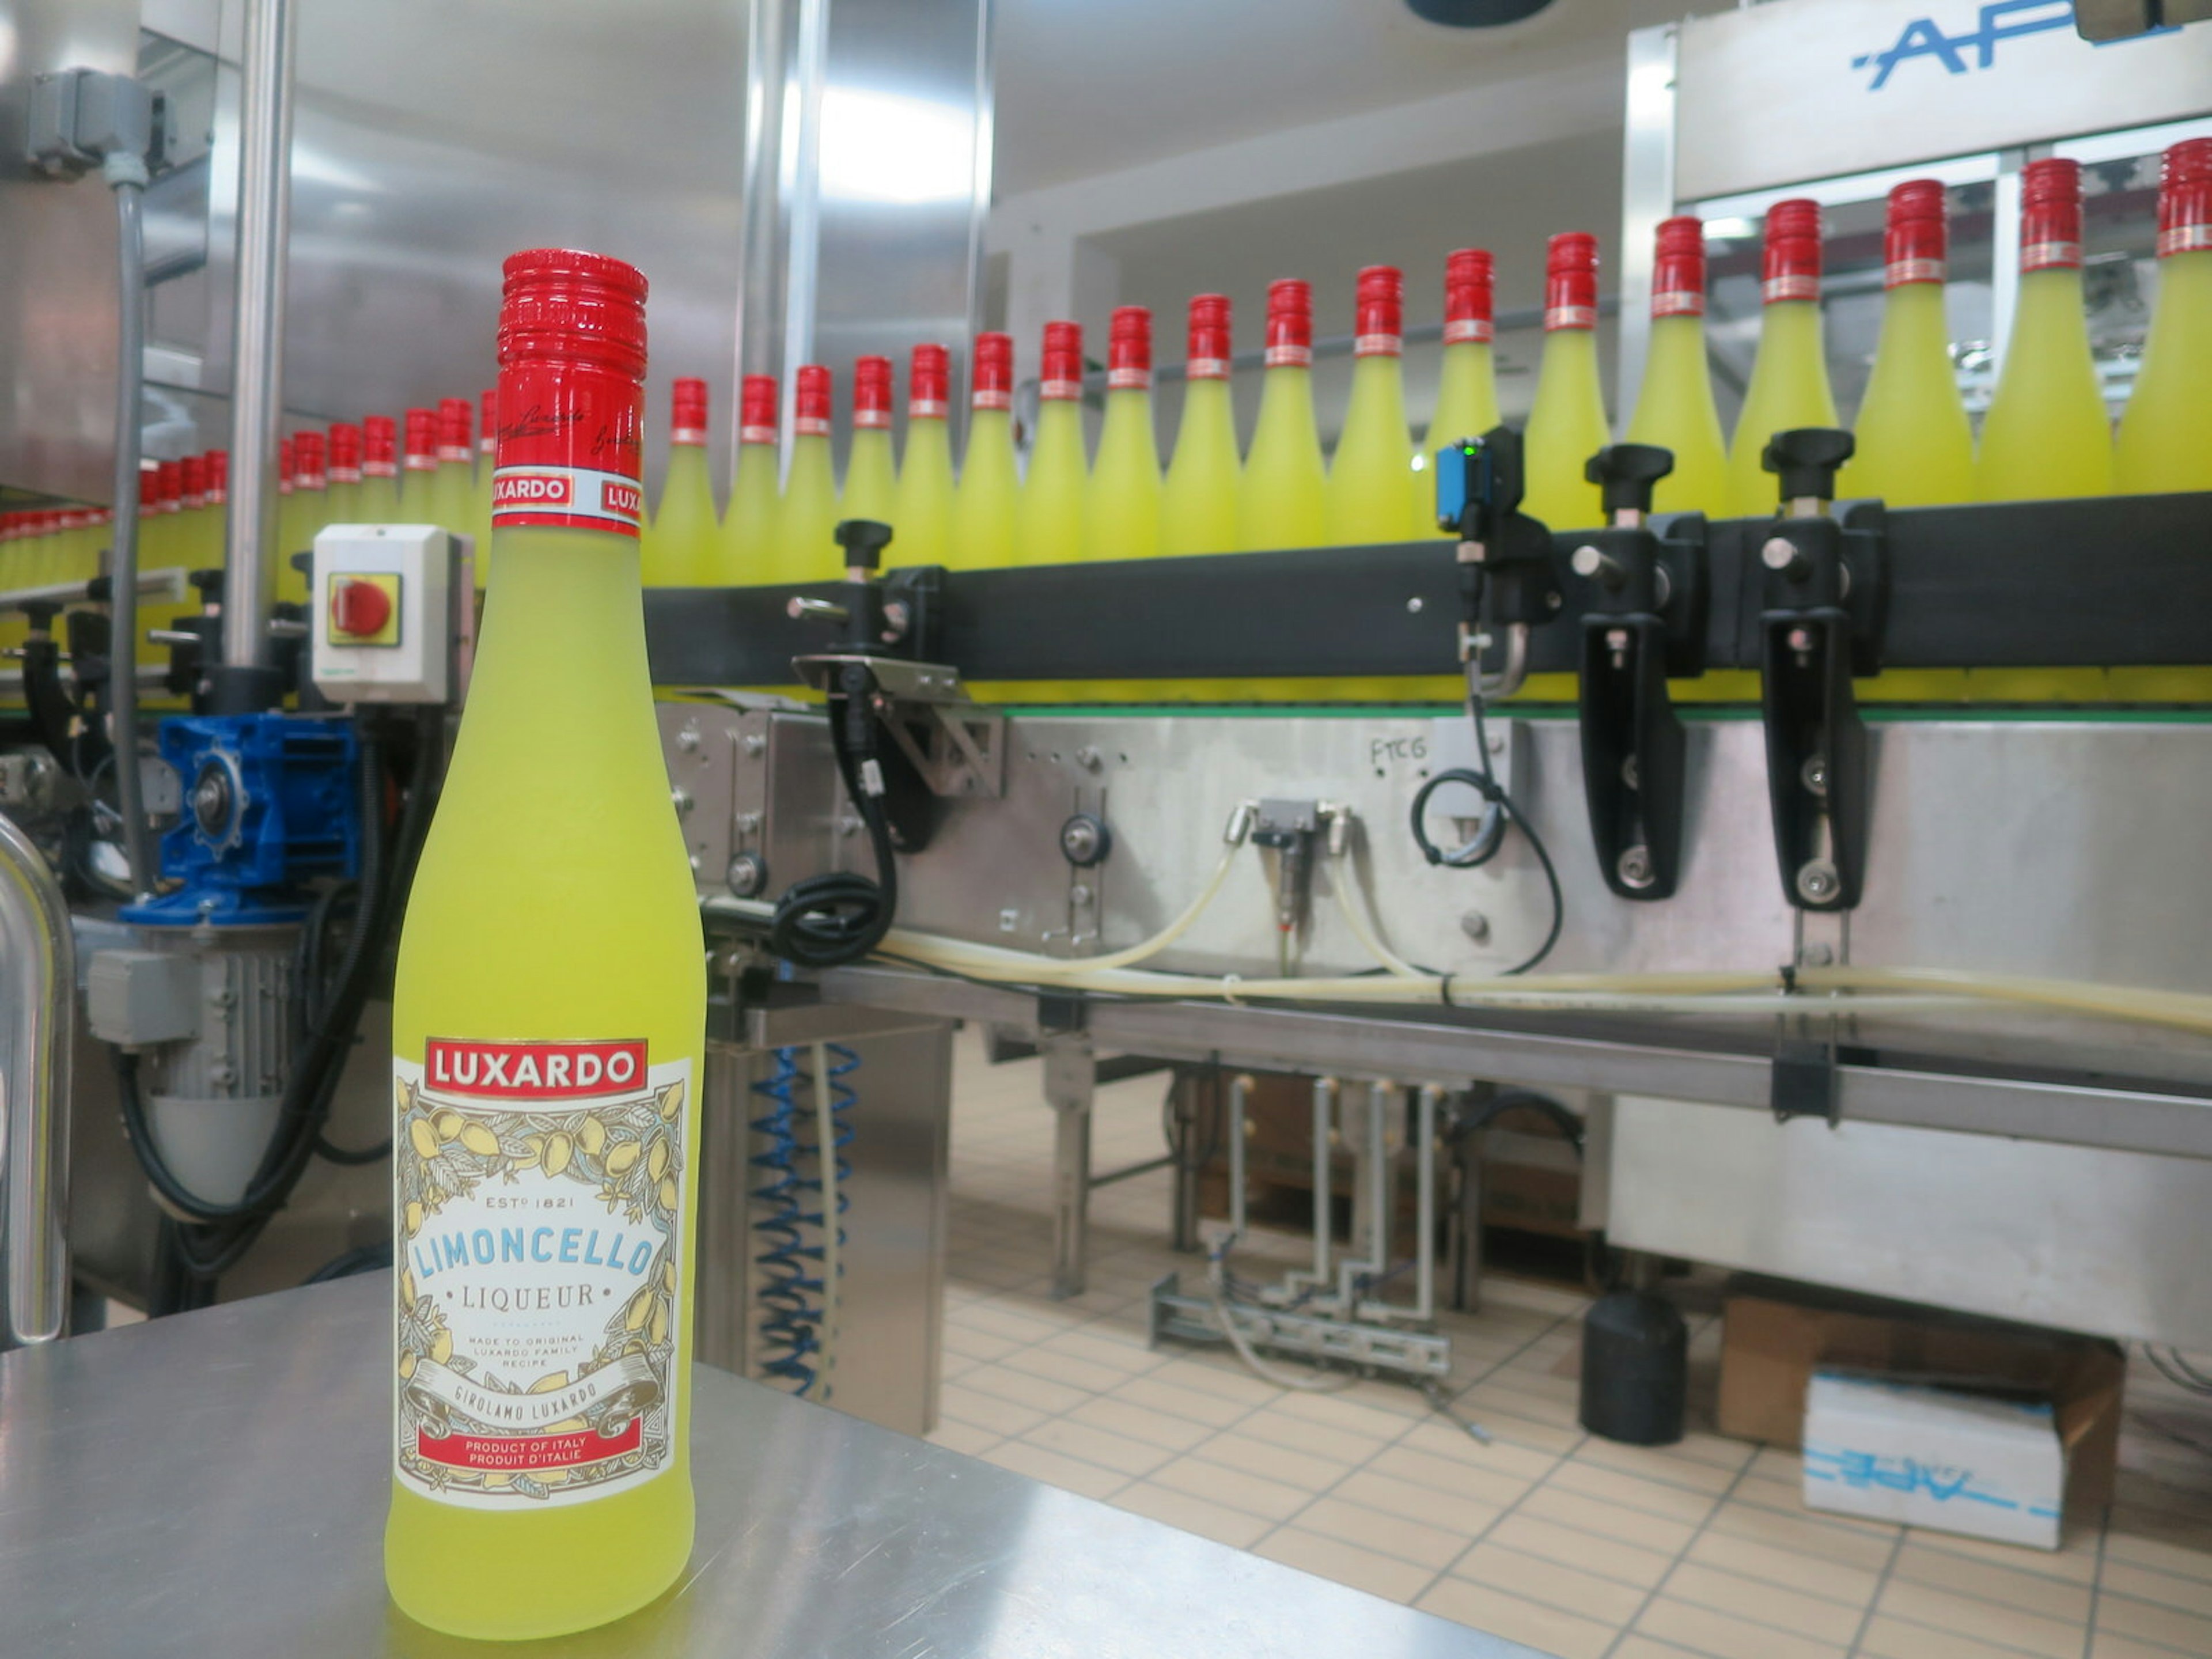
[2158,225,2211,257]
[1107,366,1151,391]
[854,409,892,430]
[406,456,439,472]
[438,445,473,464]
[1264,344,1313,369]
[1762,275,1820,303]
[1443,319,1495,344]
[794,415,831,437]
[493,465,646,536]
[740,423,779,445]
[1650,290,1704,319]
[972,389,1012,412]
[671,426,708,445]
[1544,305,1597,331]
[1353,332,1402,358]
[1040,378,1083,402]
[908,399,949,418]
[365,460,399,478]
[493,358,644,536]
[1884,257,1945,287]
[2021,239,2081,272]
[393,1041,690,1510]
[1187,357,1231,380]
[331,466,362,484]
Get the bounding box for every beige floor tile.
[1548,1457,1725,1527]
[1684,1527,1882,1607]
[938,1382,1047,1437]
[1062,1393,1213,1453]
[1487,1513,1679,1590]
[1415,1579,1619,1659]
[925,1418,1002,1457]
[1518,1484,1699,1555]
[956,1362,1092,1416]
[1874,1575,2085,1659]
[1334,1466,1506,1537]
[942,1323,1024,1363]
[1022,1418,1173,1479]
[1264,1387,1422,1443]
[1233,1404,1394,1467]
[1149,1455,1316,1523]
[1450,1401,1587,1455]
[1452,1539,1650,1626]
[1253,1525,1436,1604]
[2101,1556,2212,1617]
[1191,1429,1351,1495]
[1293,1494,1475,1571]
[1464,1378,1583,1428]
[1707,1496,1900,1571]
[1573,1434,1748,1495]
[1032,1326,1164,1374]
[1911,1523,2102,1585]
[2097,1589,2212,1654]
[2105,1524,2212,1586]
[1859,1612,2064,1659]
[1142,1354,1286,1408]
[1891,1537,2094,1623]
[1611,1638,1707,1659]
[999,1344,1131,1395]
[1663,1560,1863,1645]
[982,1438,1130,1502]
[1107,1373,1255,1430]
[1368,1443,1535,1510]
[1635,1594,1849,1659]
[947,1300,1077,1344]
[1110,1480,1273,1550]
[1395,1417,1563,1482]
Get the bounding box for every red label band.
[1040,378,1082,402]
[1443,319,1495,344]
[1264,344,1313,369]
[2158,225,2211,257]
[1353,333,1402,358]
[2021,239,2081,272]
[416,1421,642,1473]
[1107,367,1152,391]
[495,362,643,503]
[854,410,892,430]
[1885,257,1945,287]
[972,389,1012,411]
[1544,305,1597,331]
[491,467,645,538]
[739,424,778,445]
[908,398,948,418]
[1763,275,1821,303]
[425,1037,650,1099]
[671,426,708,445]
[1651,290,1705,318]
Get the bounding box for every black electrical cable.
[2145,1344,2212,1397]
[768,683,899,968]
[1449,1087,1585,1154]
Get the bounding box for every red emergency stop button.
[330,575,395,640]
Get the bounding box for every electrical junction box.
[86,950,199,1047]
[310,524,460,703]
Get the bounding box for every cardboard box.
[1803,1371,2068,1549]
[1718,1281,2124,1511]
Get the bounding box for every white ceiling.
[991,0,1706,197]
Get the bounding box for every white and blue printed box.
[1803,1370,2067,1549]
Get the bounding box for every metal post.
[1041,1034,1094,1299]
[1,816,74,1347]
[1414,1085,1440,1324]
[1226,1073,1253,1241]
[736,0,796,408]
[1616,22,1680,420]
[1307,1075,1336,1298]
[216,0,296,706]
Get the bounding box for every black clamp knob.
[834,518,894,573]
[1761,428,1855,508]
[1584,444,1675,521]
[190,567,227,605]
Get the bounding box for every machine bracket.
[1148,1272,1451,1380]
[793,653,1006,802]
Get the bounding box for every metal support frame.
[1039,1031,1094,1300]
[1,815,74,1347]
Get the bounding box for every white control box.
[309,524,467,703]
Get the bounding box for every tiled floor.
[926,1028,2212,1658]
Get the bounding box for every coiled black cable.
[768,675,899,968]
[1410,759,1564,978]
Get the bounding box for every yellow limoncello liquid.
[1327,283,1429,701]
[842,416,898,531]
[1237,362,1326,554]
[1523,325,1611,533]
[951,407,1018,571]
[1084,385,1161,562]
[1626,316,1728,520]
[385,527,705,1639]
[1160,376,1240,556]
[1725,301,1837,518]
[1016,395,1088,567]
[722,439,781,583]
[1423,338,1501,492]
[643,441,718,587]
[891,411,953,567]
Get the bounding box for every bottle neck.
[474,528,642,706]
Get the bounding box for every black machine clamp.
[1433,426,1562,701]
[1566,444,1709,900]
[1755,430,1887,913]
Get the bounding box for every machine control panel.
[310,524,459,702]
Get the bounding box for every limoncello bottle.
[385,248,704,1642]
[286,434,327,601]
[360,415,402,520]
[1160,294,1239,556]
[178,454,212,567]
[1978,159,2112,702]
[950,331,1019,570]
[432,396,477,541]
[327,423,364,524]
[1238,278,1327,551]
[722,374,781,583]
[890,344,955,566]
[1017,320,1088,565]
[1625,218,1728,516]
[1328,264,1428,544]
[778,364,840,582]
[642,378,717,586]
[1524,232,1612,531]
[1423,249,1502,487]
[399,407,440,520]
[843,355,898,529]
[1726,200,1838,516]
[1086,306,1162,562]
[2115,139,2212,494]
[474,388,498,588]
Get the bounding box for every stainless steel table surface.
[0,1273,1549,1657]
